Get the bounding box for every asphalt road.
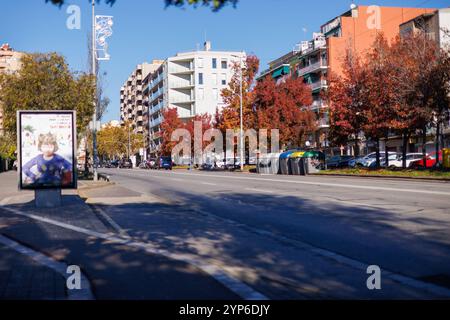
[96,168,450,299]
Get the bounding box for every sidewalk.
[0,240,66,300]
[0,171,241,300]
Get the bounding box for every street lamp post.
[91,0,97,181]
[231,53,245,171]
[239,54,244,172]
[91,0,113,181]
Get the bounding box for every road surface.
[96,168,450,299]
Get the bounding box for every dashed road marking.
[0,206,267,300]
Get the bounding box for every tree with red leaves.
[327,49,369,157]
[185,113,213,158]
[160,107,185,156]
[218,55,260,133]
[388,33,440,168]
[254,76,315,150]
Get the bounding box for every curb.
[0,234,94,300]
[311,173,450,182]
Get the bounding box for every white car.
[359,152,397,167]
[385,153,426,168]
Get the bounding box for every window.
[212,58,217,69]
[198,88,204,100]
[221,59,228,69]
[221,74,227,86]
[212,73,218,85]
[197,58,204,68]
[198,73,204,85]
[212,88,218,100]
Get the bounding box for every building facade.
[141,42,245,156]
[120,61,163,136]
[0,43,24,135]
[257,5,436,155]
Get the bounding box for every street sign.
[17,110,77,190]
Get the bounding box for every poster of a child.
[19,112,76,189]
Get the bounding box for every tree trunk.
[402,131,408,169]
[354,137,360,157]
[422,125,427,169]
[435,120,441,168]
[375,137,381,169]
[384,131,389,168]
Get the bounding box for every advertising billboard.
[17,110,77,190]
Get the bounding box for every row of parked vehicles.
[138,156,173,170]
[326,150,444,169]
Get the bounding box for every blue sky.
[1,0,448,122]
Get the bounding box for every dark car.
[104,160,118,168]
[326,155,354,169]
[119,159,133,169]
[159,156,173,170]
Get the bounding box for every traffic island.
[315,168,450,181]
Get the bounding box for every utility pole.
[238,54,244,171]
[92,0,98,181]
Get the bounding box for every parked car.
[410,151,443,168]
[159,156,173,170]
[326,155,354,169]
[106,160,119,168]
[138,160,149,169]
[384,153,425,168]
[367,153,398,168]
[119,159,133,169]
[147,158,158,169]
[359,152,397,167]
[348,156,363,168]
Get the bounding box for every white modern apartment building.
[142,42,246,156]
[120,61,163,135]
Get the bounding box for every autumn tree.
[364,33,398,167]
[0,53,95,155]
[327,50,368,157]
[388,33,440,168]
[218,55,259,132]
[217,55,259,160]
[160,107,185,156]
[255,76,315,150]
[185,113,212,157]
[428,49,450,166]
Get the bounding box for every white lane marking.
[245,188,275,194]
[190,207,450,299]
[0,234,94,300]
[201,182,218,186]
[0,206,267,301]
[151,171,450,196]
[90,204,129,238]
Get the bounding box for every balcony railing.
[151,102,164,114]
[298,60,328,77]
[150,116,163,127]
[151,89,163,101]
[170,81,194,88]
[317,115,330,128]
[170,96,194,103]
[310,100,328,111]
[309,80,328,91]
[168,66,194,74]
